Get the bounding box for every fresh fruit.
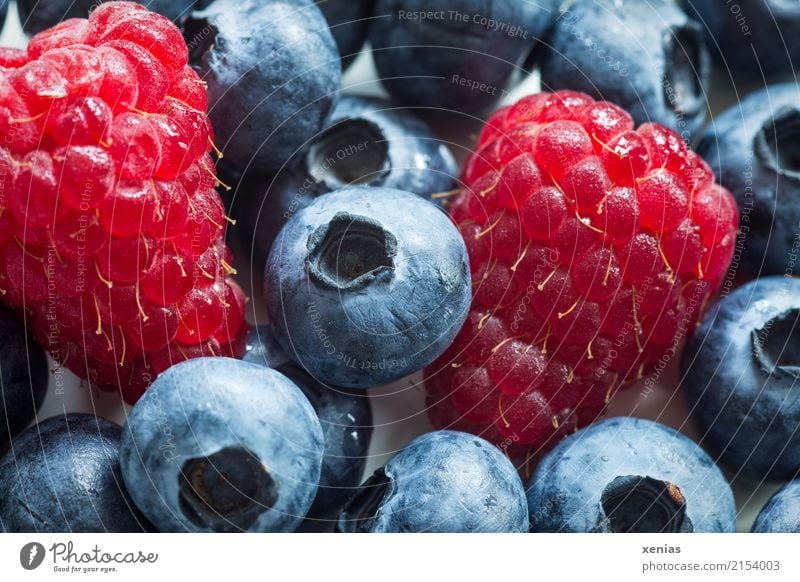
[0,414,150,532]
[540,0,709,138]
[683,0,800,84]
[243,325,373,523]
[234,94,459,272]
[752,481,800,533]
[319,0,373,69]
[17,0,209,33]
[338,430,528,532]
[120,357,324,532]
[184,0,340,174]
[526,417,736,532]
[1,1,7,30]
[698,83,800,278]
[0,1,248,403]
[425,90,738,451]
[369,0,533,112]
[266,186,471,389]
[0,304,48,447]
[681,276,800,481]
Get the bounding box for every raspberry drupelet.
[425,91,738,454]
[0,2,248,403]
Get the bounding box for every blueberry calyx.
[306,118,391,189]
[599,475,692,533]
[751,309,800,379]
[183,16,218,66]
[306,212,397,290]
[178,446,278,532]
[338,468,391,533]
[755,106,800,180]
[662,22,705,121]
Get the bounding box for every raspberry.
[425,91,738,454]
[0,2,248,403]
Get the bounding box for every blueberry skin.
[265,186,471,389]
[319,0,374,69]
[243,325,373,521]
[683,0,800,84]
[752,481,800,533]
[185,0,341,174]
[681,276,800,481]
[0,305,48,447]
[697,83,800,277]
[540,0,709,139]
[234,95,459,272]
[338,430,529,532]
[369,0,533,113]
[0,414,150,533]
[526,417,736,533]
[120,357,324,532]
[16,0,208,33]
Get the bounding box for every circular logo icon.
[20,542,46,570]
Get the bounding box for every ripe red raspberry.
[0,2,248,403]
[425,91,738,453]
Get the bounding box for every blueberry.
[369,0,534,113]
[752,481,800,533]
[681,276,800,481]
[234,94,459,271]
[540,0,709,138]
[0,305,48,447]
[682,0,800,84]
[1,1,7,30]
[319,0,374,69]
[338,430,528,532]
[526,417,736,533]
[0,414,150,533]
[697,83,800,278]
[265,186,471,389]
[185,0,341,174]
[243,325,373,523]
[16,0,208,33]
[120,357,324,532]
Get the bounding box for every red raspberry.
[0,2,248,403]
[425,91,738,454]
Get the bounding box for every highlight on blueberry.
[752,480,800,533]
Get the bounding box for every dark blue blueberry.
[185,0,340,174]
[16,0,208,33]
[233,94,459,272]
[540,0,709,139]
[0,414,150,533]
[526,417,736,533]
[697,83,800,278]
[752,481,800,532]
[265,186,471,389]
[319,0,374,69]
[682,0,800,84]
[0,305,48,447]
[369,0,535,113]
[120,357,324,532]
[681,276,800,481]
[338,430,528,532]
[243,325,373,523]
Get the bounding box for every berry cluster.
[0,2,247,403]
[426,90,739,452]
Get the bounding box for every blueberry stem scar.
[751,308,800,379]
[306,212,397,290]
[600,475,692,533]
[178,446,278,532]
[755,107,800,180]
[306,118,390,188]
